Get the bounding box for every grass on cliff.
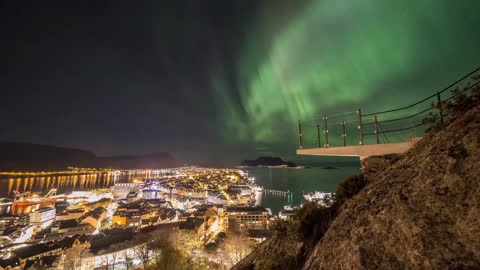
[423,74,480,132]
[335,174,366,204]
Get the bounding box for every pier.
[262,188,292,196]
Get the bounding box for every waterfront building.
[29,207,55,229]
[0,215,30,228]
[228,185,253,197]
[207,192,228,205]
[113,183,140,199]
[55,208,85,221]
[61,223,95,237]
[80,207,107,230]
[226,206,269,232]
[0,225,35,247]
[142,188,160,199]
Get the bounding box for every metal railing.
[298,67,480,149]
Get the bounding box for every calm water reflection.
[0,172,152,198]
[250,166,361,214]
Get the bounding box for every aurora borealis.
[212,0,480,159]
[1,1,480,164]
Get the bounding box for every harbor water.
[0,165,361,215]
[250,165,361,214]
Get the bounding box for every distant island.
[240,156,298,168]
[0,142,176,171]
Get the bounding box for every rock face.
[361,153,400,180]
[303,105,480,269]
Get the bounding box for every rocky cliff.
[303,105,480,269]
[236,105,480,270]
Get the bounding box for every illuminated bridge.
[296,67,480,160]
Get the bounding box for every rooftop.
[179,218,205,230]
[226,206,268,213]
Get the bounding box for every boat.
[279,205,296,220]
[303,191,334,206]
[266,165,289,168]
[252,186,263,192]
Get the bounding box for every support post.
[323,114,329,147]
[358,108,364,145]
[316,123,321,148]
[342,120,347,146]
[374,115,380,144]
[437,93,444,123]
[298,120,303,149]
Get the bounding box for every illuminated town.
[0,167,291,269]
[2,1,479,269]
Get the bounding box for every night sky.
[1,1,479,165]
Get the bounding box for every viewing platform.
[297,138,421,160]
[295,67,479,161]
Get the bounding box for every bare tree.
[63,243,92,270]
[121,249,134,270]
[97,244,122,270]
[131,241,152,269]
[146,229,184,270]
[220,233,253,266]
[175,230,202,257]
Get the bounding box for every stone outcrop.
[303,105,480,269]
[361,153,401,181]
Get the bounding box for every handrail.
[363,106,434,126]
[363,66,480,117]
[298,66,480,149]
[364,122,424,135]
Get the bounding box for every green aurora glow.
[212,0,480,157]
